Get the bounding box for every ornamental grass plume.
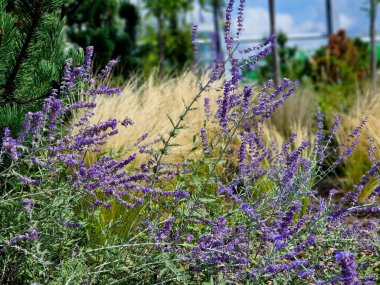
[262,87,316,158]
[336,89,380,199]
[80,76,316,166]
[80,71,224,164]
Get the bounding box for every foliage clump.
[312,29,369,84]
[0,0,85,136]
[64,0,140,78]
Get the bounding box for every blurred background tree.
[256,32,312,82]
[63,0,140,78]
[63,0,198,79]
[312,29,369,84]
[370,0,377,89]
[198,0,225,58]
[311,29,369,113]
[142,0,195,78]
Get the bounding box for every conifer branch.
[1,2,43,104]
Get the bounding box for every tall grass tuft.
[264,87,316,152]
[80,71,223,164]
[81,75,318,166]
[336,90,380,199]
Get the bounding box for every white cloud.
[298,21,325,33]
[241,7,270,35]
[236,7,325,36]
[338,13,355,29]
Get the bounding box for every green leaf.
[170,129,180,137]
[199,198,216,204]
[166,114,176,128]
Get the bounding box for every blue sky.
[193,0,380,49]
[251,0,373,35]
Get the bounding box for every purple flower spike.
[191,24,199,57]
[27,227,39,241]
[200,129,210,155]
[121,117,134,127]
[334,251,361,285]
[97,59,118,79]
[204,97,211,118]
[1,128,20,161]
[20,199,34,212]
[236,0,246,38]
[4,227,38,246]
[224,0,235,52]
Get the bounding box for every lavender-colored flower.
[239,35,275,54]
[121,117,133,127]
[16,173,41,186]
[173,189,190,201]
[352,159,380,201]
[27,227,38,241]
[366,128,377,162]
[97,59,118,79]
[236,0,246,38]
[59,219,81,229]
[185,234,194,242]
[184,216,251,275]
[133,133,149,147]
[264,260,308,275]
[204,97,211,119]
[200,129,210,155]
[210,53,224,82]
[155,217,175,243]
[246,45,273,66]
[237,137,246,164]
[313,110,325,159]
[334,251,361,285]
[60,58,75,92]
[18,112,33,143]
[20,199,34,212]
[363,274,376,285]
[87,86,121,96]
[329,188,339,199]
[368,184,380,199]
[338,117,367,160]
[298,269,315,278]
[230,58,241,86]
[216,81,233,132]
[224,0,235,52]
[4,227,38,246]
[1,128,20,161]
[280,201,302,229]
[83,46,94,81]
[43,95,63,132]
[164,246,173,252]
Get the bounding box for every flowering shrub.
[0,0,379,284]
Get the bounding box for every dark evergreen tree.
[63,0,139,77]
[0,0,74,135]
